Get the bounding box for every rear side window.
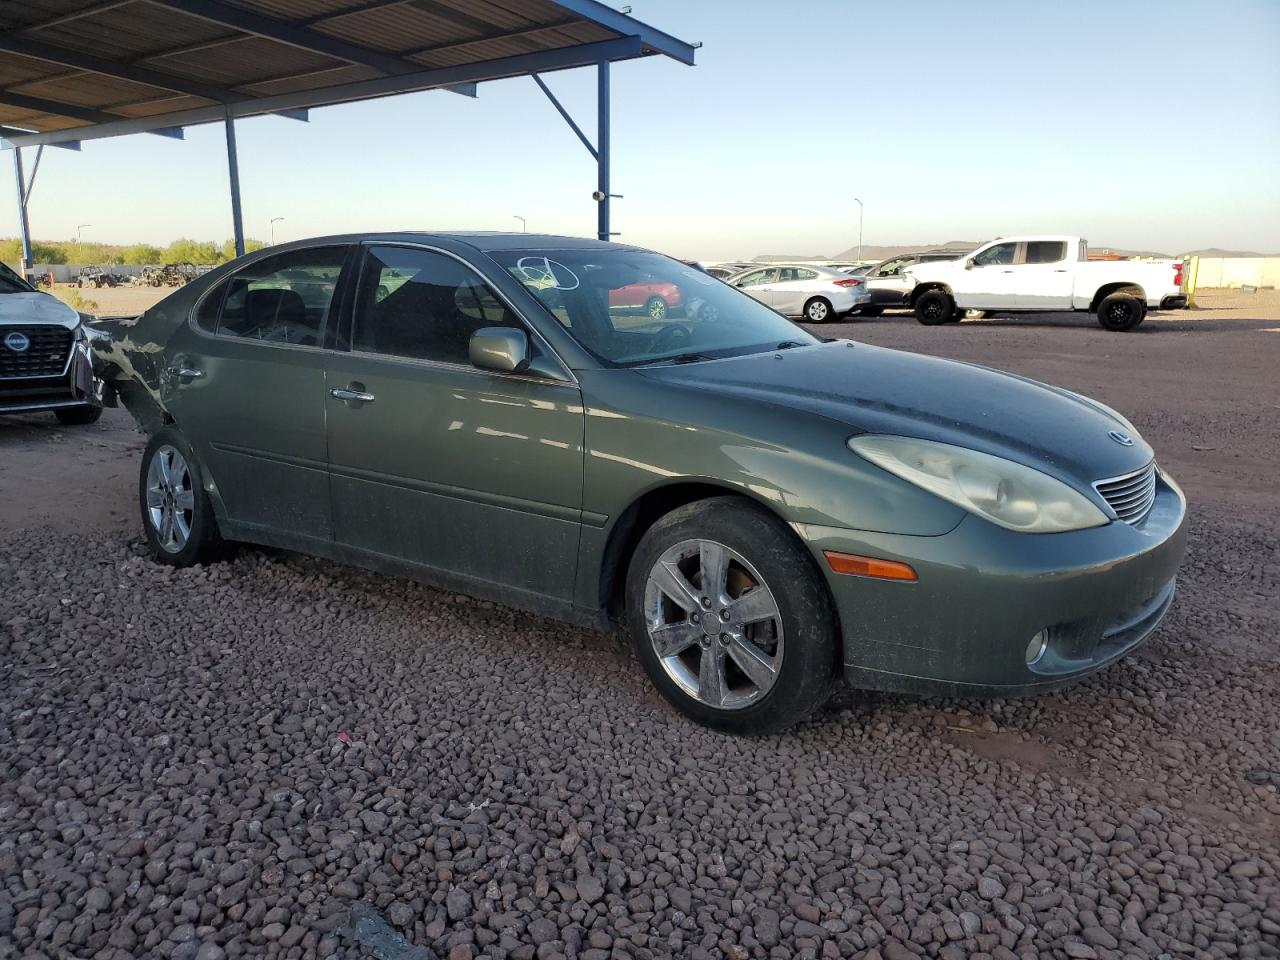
[194,279,227,333]
[778,268,817,281]
[217,247,348,347]
[1024,241,1066,264]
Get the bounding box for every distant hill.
[1183,247,1279,258]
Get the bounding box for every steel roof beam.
[145,0,441,77]
[17,0,138,33]
[0,35,243,103]
[0,36,645,149]
[547,0,696,64]
[0,127,81,150]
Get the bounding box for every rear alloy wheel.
[626,497,837,733]
[645,296,669,321]
[804,297,834,323]
[1097,293,1147,332]
[915,289,954,325]
[54,405,102,426]
[139,429,226,567]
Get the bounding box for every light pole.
[76,223,91,244]
[853,198,864,261]
[269,217,284,245]
[513,215,526,232]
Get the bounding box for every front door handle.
[167,365,203,381]
[1054,269,1068,273]
[330,386,375,403]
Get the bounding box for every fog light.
[1025,630,1049,666]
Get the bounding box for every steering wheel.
[648,323,693,354]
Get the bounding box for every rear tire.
[625,497,838,734]
[1097,293,1146,331]
[54,405,102,426]
[645,296,669,321]
[139,428,227,567]
[803,297,834,323]
[914,290,955,325]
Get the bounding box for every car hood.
[638,341,1153,487]
[0,292,81,328]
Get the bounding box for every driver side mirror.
[469,327,530,374]
[965,258,977,270]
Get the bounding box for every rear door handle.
[330,386,375,403]
[167,366,203,381]
[1054,269,1068,273]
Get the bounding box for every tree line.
[0,237,266,266]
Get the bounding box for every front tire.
[139,428,226,567]
[1097,293,1146,331]
[645,296,669,321]
[803,297,834,323]
[914,290,954,325]
[54,405,102,426]
[625,497,838,734]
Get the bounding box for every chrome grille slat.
[1,325,73,379]
[1095,462,1157,525]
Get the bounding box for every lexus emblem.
[1108,429,1134,447]
[4,331,30,353]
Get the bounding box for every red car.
[610,281,683,319]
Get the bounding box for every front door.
[955,241,1021,309]
[324,244,586,602]
[163,246,350,544]
[731,267,778,308]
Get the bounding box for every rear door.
[867,256,914,306]
[1012,239,1073,309]
[771,267,819,316]
[324,244,586,602]
[163,246,351,544]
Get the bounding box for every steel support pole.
[224,110,245,257]
[12,148,33,272]
[597,60,610,242]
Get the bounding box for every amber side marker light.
[823,550,918,582]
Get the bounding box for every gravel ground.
[2,292,1278,960]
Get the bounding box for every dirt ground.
[1,290,1277,960]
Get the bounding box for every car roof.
[262,231,644,255]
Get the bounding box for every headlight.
[849,435,1109,533]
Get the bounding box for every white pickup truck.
[904,235,1187,331]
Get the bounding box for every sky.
[3,0,1279,261]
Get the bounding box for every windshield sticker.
[516,257,580,291]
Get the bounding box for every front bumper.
[799,472,1188,697]
[0,339,104,415]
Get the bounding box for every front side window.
[492,249,819,367]
[218,247,347,346]
[734,269,775,288]
[353,246,522,365]
[973,243,1016,267]
[1024,241,1067,264]
[876,257,910,277]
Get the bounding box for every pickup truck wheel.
[914,290,954,325]
[1097,293,1147,332]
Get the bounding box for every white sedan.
[726,264,870,323]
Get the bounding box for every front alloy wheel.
[646,296,669,320]
[625,497,838,733]
[644,539,784,710]
[139,428,226,566]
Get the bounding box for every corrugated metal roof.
[1,0,695,145]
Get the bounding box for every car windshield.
[490,248,819,366]
[0,261,33,294]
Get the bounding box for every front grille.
[1095,462,1157,525]
[0,325,73,379]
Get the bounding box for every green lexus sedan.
[91,233,1188,733]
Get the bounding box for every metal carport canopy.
[1,0,696,265]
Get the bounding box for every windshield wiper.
[776,340,804,350]
[635,352,713,367]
